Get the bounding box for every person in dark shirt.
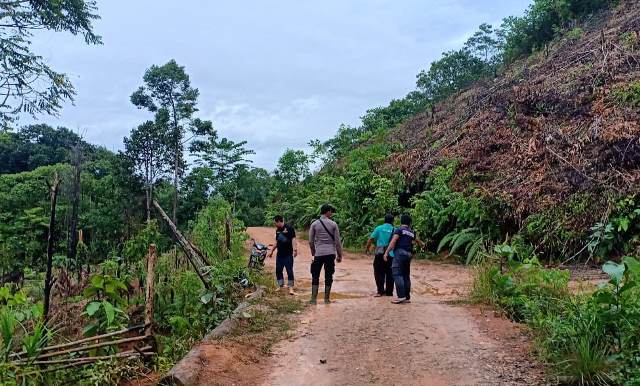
[269,215,297,295]
[383,214,425,304]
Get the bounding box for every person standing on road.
[269,215,297,295]
[308,204,343,304]
[365,213,395,297]
[383,214,425,304]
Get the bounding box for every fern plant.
[437,227,489,265]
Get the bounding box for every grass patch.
[227,280,304,355]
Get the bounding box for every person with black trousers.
[383,214,425,304]
[269,215,297,295]
[308,204,343,304]
[365,213,395,297]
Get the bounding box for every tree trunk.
[68,143,82,281]
[173,155,178,226]
[44,172,61,323]
[170,97,180,227]
[145,185,151,224]
[145,244,157,336]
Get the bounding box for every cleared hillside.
[393,2,639,228]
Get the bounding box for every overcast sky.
[29,0,530,170]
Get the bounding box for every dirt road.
[245,227,544,386]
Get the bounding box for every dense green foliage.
[472,254,640,384]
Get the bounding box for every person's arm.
[269,245,277,258]
[334,224,343,262]
[413,237,426,249]
[292,237,298,257]
[383,234,399,261]
[308,222,316,257]
[365,238,374,255]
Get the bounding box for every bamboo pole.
[8,324,147,359]
[16,346,153,366]
[30,335,148,361]
[18,350,154,376]
[145,244,157,336]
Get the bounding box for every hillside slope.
[393,2,639,229]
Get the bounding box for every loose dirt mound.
[391,1,640,221]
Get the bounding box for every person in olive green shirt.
[365,214,395,297]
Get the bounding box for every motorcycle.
[247,239,269,270]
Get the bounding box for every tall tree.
[0,0,102,127]
[190,135,255,185]
[131,60,199,225]
[274,149,310,190]
[124,120,170,223]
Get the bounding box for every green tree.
[190,135,255,185]
[0,0,102,127]
[0,125,88,174]
[274,149,310,189]
[464,23,502,75]
[130,60,200,226]
[416,49,487,103]
[124,120,171,223]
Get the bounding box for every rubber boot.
[324,285,332,304]
[309,285,319,304]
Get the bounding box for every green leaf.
[618,218,630,232]
[466,237,485,265]
[603,261,625,284]
[90,274,105,289]
[594,291,615,305]
[451,231,478,255]
[437,231,457,253]
[623,256,640,277]
[102,301,115,325]
[85,301,101,316]
[200,292,214,304]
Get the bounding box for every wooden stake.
[145,244,157,336]
[224,218,232,260]
[44,171,61,323]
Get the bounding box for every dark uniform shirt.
[275,224,296,258]
[394,226,416,253]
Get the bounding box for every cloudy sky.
[29,0,530,170]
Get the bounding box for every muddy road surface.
[190,227,544,386]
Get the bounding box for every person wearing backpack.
[308,204,343,304]
[383,214,425,304]
[365,213,395,297]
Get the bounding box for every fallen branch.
[153,200,210,289]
